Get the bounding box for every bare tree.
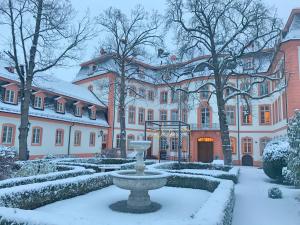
[96,6,162,158]
[166,0,285,165]
[0,0,92,160]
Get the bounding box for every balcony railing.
[190,123,220,131]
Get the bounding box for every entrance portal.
[197,137,214,163]
[242,154,253,166]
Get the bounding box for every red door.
[197,141,214,163]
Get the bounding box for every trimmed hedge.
[150,162,239,183]
[0,166,94,189]
[0,173,112,209]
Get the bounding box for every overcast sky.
[40,0,300,81]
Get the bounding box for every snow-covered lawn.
[233,167,300,225]
[35,186,211,225]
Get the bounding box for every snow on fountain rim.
[111,170,169,179]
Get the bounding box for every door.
[242,154,253,166]
[197,141,214,163]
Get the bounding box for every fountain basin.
[111,170,169,190]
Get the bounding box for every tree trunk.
[119,63,127,158]
[18,79,32,160]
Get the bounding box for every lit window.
[55,129,64,146]
[89,132,96,146]
[1,124,15,145]
[32,127,42,145]
[230,137,237,154]
[5,89,15,103]
[74,131,81,146]
[34,96,43,109]
[260,105,271,124]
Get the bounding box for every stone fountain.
[110,141,169,213]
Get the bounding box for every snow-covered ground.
[35,186,211,225]
[233,167,300,225]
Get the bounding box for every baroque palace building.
[1,9,300,165]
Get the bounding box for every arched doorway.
[242,154,253,166]
[197,137,214,163]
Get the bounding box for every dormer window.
[75,106,82,117]
[57,102,65,113]
[34,96,43,109]
[4,90,15,104]
[243,57,254,70]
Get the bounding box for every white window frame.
[5,89,15,103]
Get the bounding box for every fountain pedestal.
[110,141,169,213]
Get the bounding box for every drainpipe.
[68,122,75,156]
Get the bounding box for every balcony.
[190,123,220,131]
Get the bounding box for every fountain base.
[109,200,161,214]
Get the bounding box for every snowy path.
[232,167,300,225]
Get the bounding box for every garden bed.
[0,171,234,225]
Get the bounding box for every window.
[128,86,136,97]
[116,134,121,148]
[260,137,271,155]
[230,137,237,154]
[200,107,210,128]
[170,137,178,151]
[34,96,43,109]
[32,127,42,145]
[259,105,271,125]
[241,106,252,125]
[225,106,236,125]
[138,108,145,125]
[1,124,15,145]
[160,110,167,121]
[55,129,64,146]
[171,90,178,103]
[243,57,254,70]
[75,106,82,117]
[224,84,235,98]
[74,131,81,146]
[89,132,96,146]
[242,137,252,154]
[259,81,269,96]
[160,136,168,151]
[182,109,188,123]
[4,89,15,103]
[128,106,136,124]
[138,88,146,98]
[171,110,178,121]
[102,134,107,149]
[57,102,65,113]
[200,85,209,99]
[160,91,168,104]
[90,109,96,120]
[148,90,154,101]
[127,135,135,150]
[240,80,251,93]
[147,109,154,121]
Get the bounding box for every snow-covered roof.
[0,61,106,108]
[282,13,300,42]
[0,101,109,127]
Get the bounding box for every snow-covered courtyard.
[35,186,211,225]
[233,167,300,225]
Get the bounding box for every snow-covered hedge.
[0,166,94,189]
[0,173,112,209]
[120,160,156,170]
[262,138,290,181]
[149,162,239,183]
[57,157,135,165]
